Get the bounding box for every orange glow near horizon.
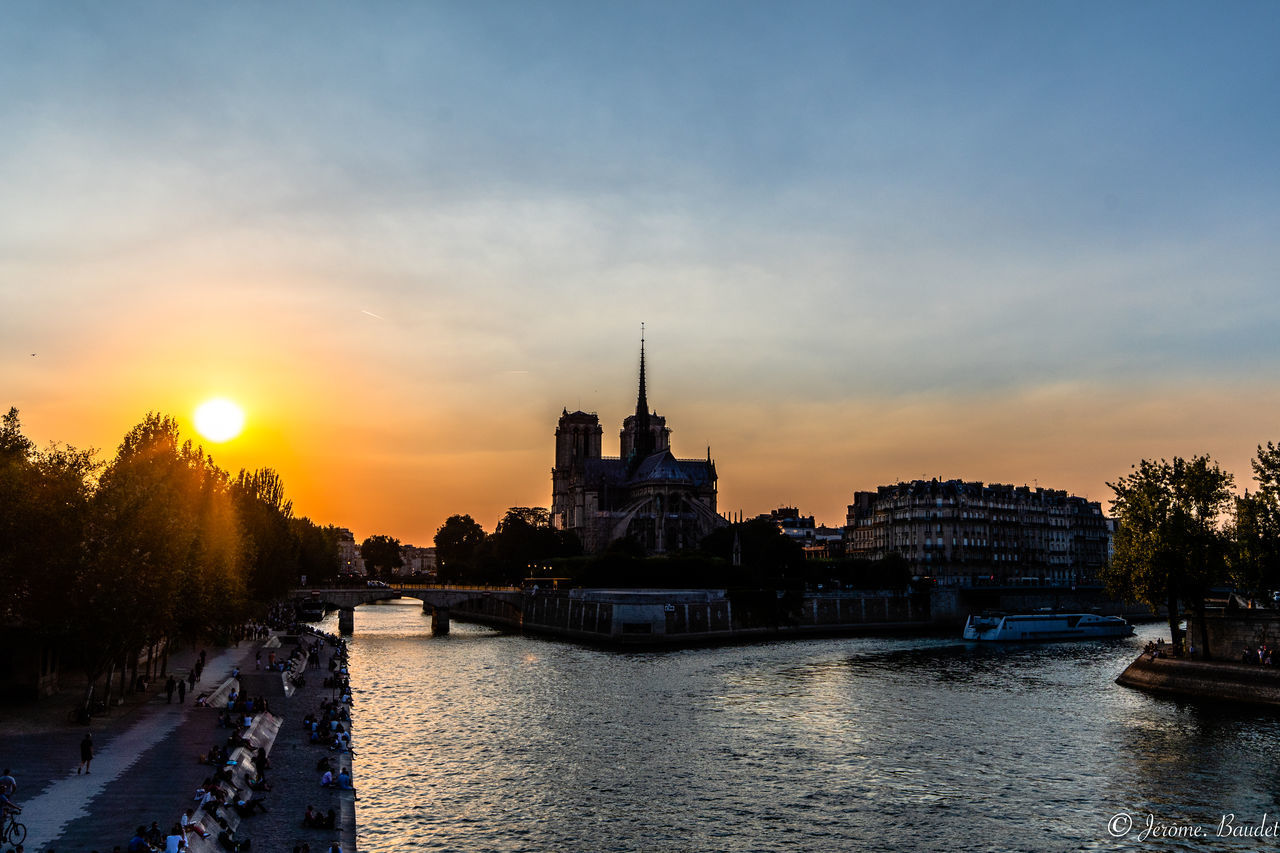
[8,369,1280,551]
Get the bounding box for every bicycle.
[2,810,26,846]
[67,690,107,724]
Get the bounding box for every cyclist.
[0,786,20,823]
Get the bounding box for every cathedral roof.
[578,451,715,489]
[630,449,714,486]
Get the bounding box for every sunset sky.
[3,1,1279,544]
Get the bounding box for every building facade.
[755,507,844,559]
[399,545,438,577]
[334,528,365,577]
[845,479,1110,585]
[551,339,724,554]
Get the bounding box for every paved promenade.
[0,632,357,852]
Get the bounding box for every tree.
[1102,456,1233,658]
[360,534,403,579]
[0,408,100,627]
[434,515,487,583]
[487,507,578,583]
[296,520,341,585]
[78,413,248,706]
[1231,442,1280,596]
[700,518,806,585]
[232,468,298,599]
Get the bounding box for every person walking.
[78,732,93,775]
[165,675,176,704]
[177,678,186,703]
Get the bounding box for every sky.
[3,1,1279,543]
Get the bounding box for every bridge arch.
[291,586,523,635]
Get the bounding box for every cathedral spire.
[636,323,648,418]
[632,324,654,464]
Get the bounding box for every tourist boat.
[962,612,1135,642]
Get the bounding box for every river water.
[320,599,1280,852]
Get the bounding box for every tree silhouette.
[434,515,487,583]
[1103,455,1232,657]
[360,534,403,579]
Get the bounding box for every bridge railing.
[390,583,521,593]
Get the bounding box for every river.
[318,598,1280,852]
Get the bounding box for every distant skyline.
[4,1,1279,543]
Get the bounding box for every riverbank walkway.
[0,633,357,852]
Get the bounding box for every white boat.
[962,612,1135,642]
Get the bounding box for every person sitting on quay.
[246,770,272,793]
[183,807,211,839]
[319,767,334,788]
[337,767,354,790]
[163,822,186,853]
[232,794,268,818]
[212,764,236,789]
[198,781,232,814]
[226,727,251,752]
[126,826,148,853]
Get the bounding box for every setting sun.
[194,398,246,443]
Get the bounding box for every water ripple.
[334,601,1280,852]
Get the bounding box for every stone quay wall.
[454,589,930,646]
[1116,652,1280,706]
[1186,611,1280,660]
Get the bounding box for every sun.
[194,398,246,443]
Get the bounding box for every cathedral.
[551,339,724,554]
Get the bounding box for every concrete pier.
[1116,653,1280,706]
[431,606,450,636]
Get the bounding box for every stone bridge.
[290,585,523,635]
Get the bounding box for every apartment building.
[845,479,1109,586]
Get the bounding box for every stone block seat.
[182,709,282,851]
[201,675,240,709]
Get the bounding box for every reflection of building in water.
[551,338,724,554]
